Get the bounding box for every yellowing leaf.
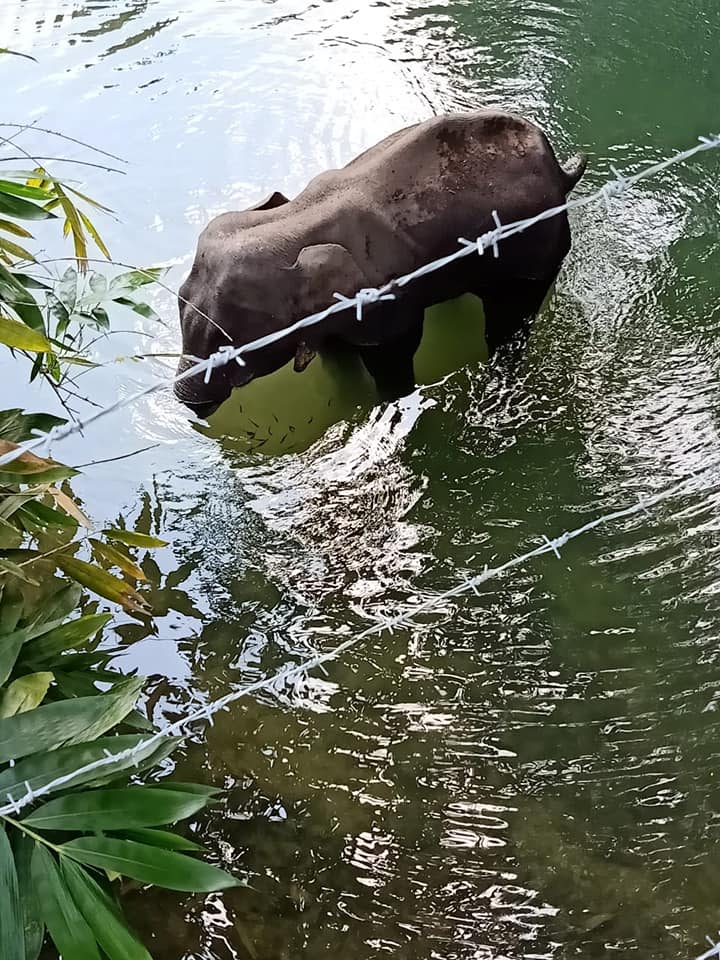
[0,673,54,718]
[0,441,75,483]
[0,219,33,239]
[0,236,35,262]
[90,538,146,581]
[56,555,151,617]
[0,315,51,352]
[48,486,93,529]
[79,210,111,260]
[101,529,168,549]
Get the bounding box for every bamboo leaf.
[117,828,205,853]
[0,192,55,221]
[61,837,241,892]
[0,180,52,202]
[21,613,110,663]
[0,219,34,239]
[0,734,179,802]
[0,315,51,352]
[0,409,65,444]
[0,441,76,485]
[90,539,146,581]
[56,556,151,617]
[0,237,35,263]
[31,844,101,960]
[20,499,78,529]
[61,859,152,960]
[0,263,45,331]
[48,486,93,529]
[64,186,114,215]
[79,210,111,260]
[0,48,38,62]
[109,268,164,292]
[12,833,44,960]
[113,297,161,323]
[0,673,53,718]
[0,827,23,960]
[101,529,168,549]
[0,677,144,763]
[24,785,210,831]
[0,558,39,585]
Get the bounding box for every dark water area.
[3,0,720,956]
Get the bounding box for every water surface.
[2,0,720,956]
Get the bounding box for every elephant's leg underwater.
[358,313,424,400]
[481,273,559,360]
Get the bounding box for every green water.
[3,0,720,956]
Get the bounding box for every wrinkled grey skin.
[175,109,587,416]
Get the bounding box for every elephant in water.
[174,109,587,417]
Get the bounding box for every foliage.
[0,47,241,960]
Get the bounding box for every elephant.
[174,109,587,417]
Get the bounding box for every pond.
[2,0,720,956]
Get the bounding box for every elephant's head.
[174,203,368,417]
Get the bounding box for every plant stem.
[1,813,63,853]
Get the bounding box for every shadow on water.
[6,0,720,956]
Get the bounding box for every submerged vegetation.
[0,49,240,959]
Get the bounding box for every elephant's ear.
[246,190,290,212]
[292,243,367,312]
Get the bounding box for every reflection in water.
[3,0,720,957]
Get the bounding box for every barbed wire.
[700,941,720,960]
[1,130,719,469]
[0,461,712,818]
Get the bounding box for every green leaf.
[0,596,23,634]
[47,292,71,337]
[0,609,73,683]
[0,827,23,960]
[0,192,55,221]
[0,181,51,202]
[24,785,210,832]
[0,409,66,444]
[155,781,223,799]
[0,263,45,332]
[101,529,168,549]
[31,844,101,960]
[12,833,44,960]
[56,556,150,617]
[0,673,53,718]
[61,837,240,892]
[91,305,109,330]
[0,734,178,803]
[61,859,152,960]
[40,582,83,624]
[90,539,146,581]
[22,613,110,663]
[0,677,144,763]
[0,558,38,585]
[0,613,67,685]
[57,267,78,314]
[20,499,78,529]
[109,268,164,293]
[118,828,205,853]
[0,315,51,352]
[113,297,160,323]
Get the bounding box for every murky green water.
[3,0,720,956]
